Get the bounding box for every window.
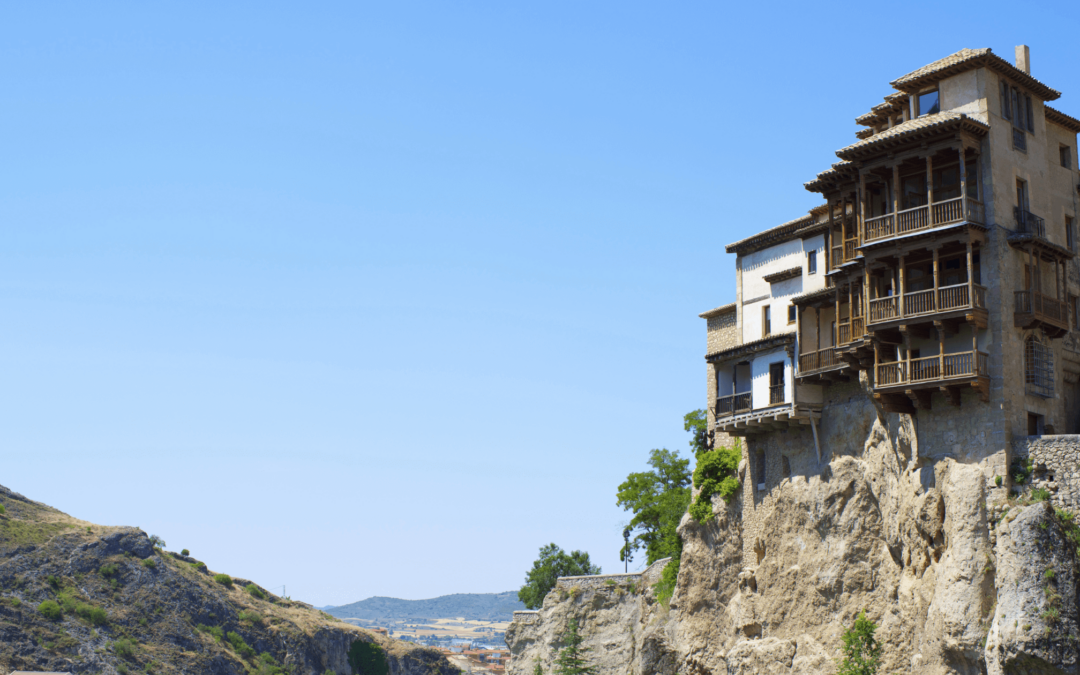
[1071,294,1079,330]
[1016,179,1029,214]
[1062,146,1073,169]
[762,306,771,337]
[787,305,796,324]
[1028,413,1044,436]
[1026,94,1035,132]
[807,250,817,274]
[769,362,785,405]
[1068,215,1076,252]
[918,89,940,116]
[1000,80,1012,120]
[1025,335,1054,398]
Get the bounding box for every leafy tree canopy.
[616,449,691,567]
[683,409,710,458]
[518,544,600,610]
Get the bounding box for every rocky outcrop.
[0,484,458,675]
[507,403,1080,674]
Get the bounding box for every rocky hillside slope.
[0,484,459,675]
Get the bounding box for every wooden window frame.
[1062,145,1073,170]
[762,305,771,337]
[807,249,817,275]
[787,305,796,325]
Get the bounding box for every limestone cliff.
[0,484,459,675]
[507,381,1080,674]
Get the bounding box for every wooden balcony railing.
[875,350,989,388]
[716,392,752,419]
[870,296,899,322]
[837,321,850,345]
[769,384,785,405]
[867,284,987,325]
[799,347,841,375]
[863,196,985,243]
[1014,207,1046,238]
[830,237,859,269]
[1015,290,1067,327]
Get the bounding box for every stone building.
[703,46,1080,552]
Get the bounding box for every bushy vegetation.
[114,637,137,658]
[100,563,119,578]
[518,544,600,609]
[347,639,389,675]
[38,600,62,621]
[141,558,157,569]
[180,548,189,556]
[254,652,288,675]
[246,583,266,600]
[835,611,881,675]
[689,441,742,523]
[0,503,6,515]
[1032,487,1052,502]
[238,610,263,625]
[214,573,233,587]
[148,534,166,549]
[197,624,224,642]
[227,630,256,658]
[553,618,595,675]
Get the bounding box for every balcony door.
[769,362,785,405]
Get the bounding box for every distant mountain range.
[325,592,525,621]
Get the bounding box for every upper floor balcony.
[868,282,987,325]
[863,196,985,244]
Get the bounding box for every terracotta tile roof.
[855,92,909,127]
[805,161,857,193]
[835,113,989,161]
[762,266,802,284]
[1046,105,1080,134]
[699,302,736,319]
[724,206,829,256]
[890,48,1060,101]
[705,332,795,363]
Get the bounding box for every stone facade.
[1013,434,1080,510]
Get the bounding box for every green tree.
[683,409,710,457]
[553,618,595,675]
[518,544,600,609]
[347,639,389,675]
[616,449,691,567]
[836,611,882,675]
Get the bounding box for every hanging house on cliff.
[703,46,1080,492]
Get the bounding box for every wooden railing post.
[932,246,939,312]
[926,154,935,226]
[899,254,906,317]
[958,145,968,216]
[967,241,974,308]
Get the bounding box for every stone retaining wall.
[1013,435,1080,511]
[553,558,672,591]
[512,611,541,624]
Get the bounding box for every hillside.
[0,483,459,675]
[326,592,524,622]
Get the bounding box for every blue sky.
[3,2,1079,606]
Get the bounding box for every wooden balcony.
[874,350,990,407]
[769,384,785,405]
[1015,290,1068,337]
[830,237,859,270]
[798,347,849,383]
[863,197,985,244]
[867,283,987,327]
[715,392,752,419]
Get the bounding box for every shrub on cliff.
[688,441,741,523]
[836,611,881,675]
[518,544,601,609]
[214,573,233,587]
[553,618,596,675]
[38,600,62,621]
[347,639,389,675]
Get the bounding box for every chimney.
[1015,45,1030,74]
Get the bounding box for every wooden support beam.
[906,389,933,410]
[940,386,961,407]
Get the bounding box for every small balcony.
[1015,290,1068,337]
[769,384,785,405]
[836,315,867,345]
[830,236,859,270]
[868,283,987,326]
[863,197,985,244]
[875,349,989,392]
[797,346,849,383]
[1014,207,1045,238]
[715,392,752,419]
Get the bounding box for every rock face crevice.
[507,405,1080,674]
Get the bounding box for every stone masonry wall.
[554,557,671,591]
[1013,435,1080,511]
[706,310,738,355]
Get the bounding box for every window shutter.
[1026,95,1034,132]
[1000,81,1009,119]
[1013,88,1023,128]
